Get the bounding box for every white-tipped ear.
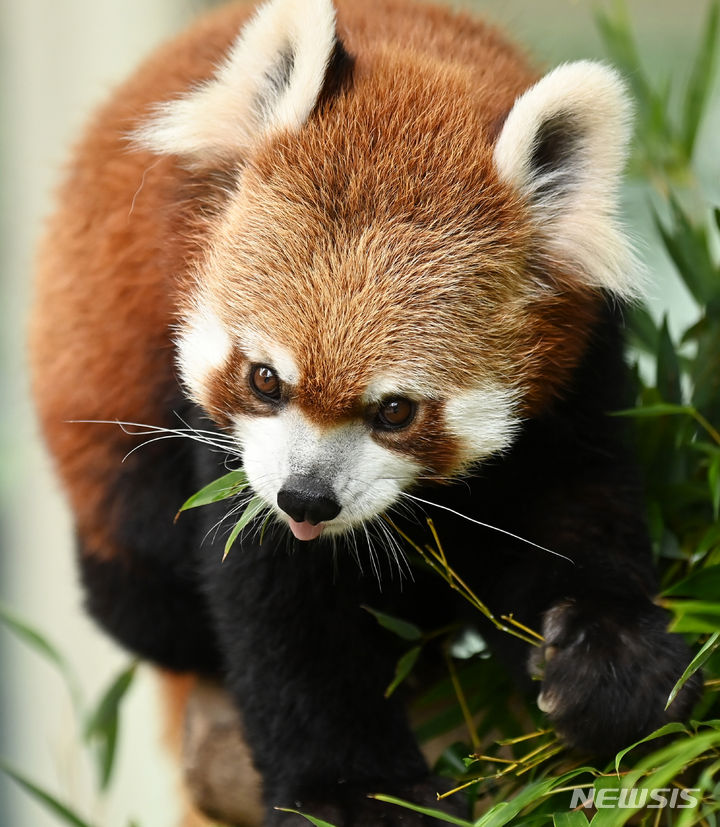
[494,61,641,298]
[134,0,339,164]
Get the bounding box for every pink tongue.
[289,519,324,541]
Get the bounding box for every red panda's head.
[136,0,639,541]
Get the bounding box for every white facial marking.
[176,305,232,400]
[444,385,521,463]
[238,329,299,384]
[236,408,421,535]
[362,374,437,405]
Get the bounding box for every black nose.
[277,475,341,524]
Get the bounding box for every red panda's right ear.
[133,0,344,167]
[494,61,642,300]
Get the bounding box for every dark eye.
[250,364,282,402]
[375,397,416,431]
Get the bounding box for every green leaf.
[259,512,274,545]
[594,6,656,121]
[671,614,720,635]
[664,599,720,634]
[177,469,248,514]
[682,0,720,156]
[695,522,720,560]
[663,565,720,600]
[656,316,682,404]
[627,729,720,795]
[710,454,720,520]
[223,496,265,560]
[362,606,423,641]
[0,760,97,827]
[84,663,136,738]
[613,403,694,418]
[666,632,720,710]
[473,769,597,827]
[625,304,660,354]
[613,721,689,773]
[370,794,472,826]
[0,601,83,715]
[553,813,590,827]
[690,307,720,424]
[385,646,421,698]
[274,809,338,827]
[94,717,118,792]
[689,440,720,458]
[434,742,473,776]
[84,663,137,790]
[654,198,718,306]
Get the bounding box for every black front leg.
[521,474,701,756]
[200,525,460,826]
[529,594,700,755]
[428,412,702,758]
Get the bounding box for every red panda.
[29,0,699,824]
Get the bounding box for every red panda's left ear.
[494,61,643,299]
[134,0,344,167]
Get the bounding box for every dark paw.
[265,778,467,826]
[529,598,702,756]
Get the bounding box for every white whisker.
[202,494,255,546]
[374,514,411,582]
[69,418,238,448]
[402,493,574,565]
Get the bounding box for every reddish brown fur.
[197,11,600,470]
[30,3,253,559]
[28,4,608,824]
[30,0,599,549]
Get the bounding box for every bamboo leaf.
[666,632,720,710]
[613,403,694,418]
[594,6,654,117]
[84,663,136,738]
[665,599,720,634]
[362,606,423,641]
[629,729,720,793]
[682,0,720,156]
[0,601,83,715]
[177,469,248,514]
[656,316,682,404]
[0,760,97,827]
[613,721,689,774]
[694,522,720,558]
[223,496,265,560]
[553,813,590,827]
[709,454,720,520]
[259,512,274,545]
[654,198,718,306]
[385,646,421,698]
[84,663,137,790]
[370,795,473,826]
[626,304,660,354]
[473,769,597,827]
[93,717,119,793]
[663,565,720,600]
[275,809,338,827]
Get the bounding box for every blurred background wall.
[0,1,715,826]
